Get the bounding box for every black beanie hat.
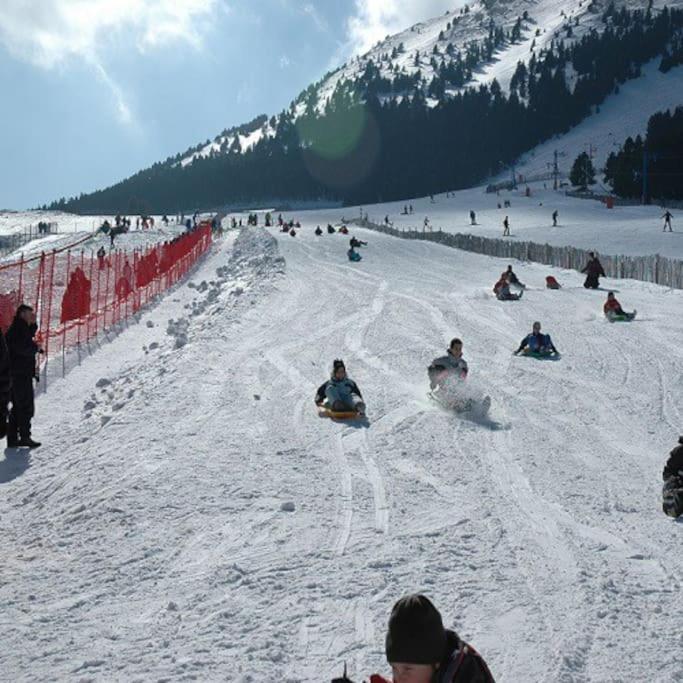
[671,436,683,457]
[385,595,447,665]
[332,359,345,373]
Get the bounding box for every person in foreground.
[603,292,636,321]
[315,360,366,416]
[662,436,683,518]
[334,594,495,683]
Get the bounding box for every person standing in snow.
[581,252,605,289]
[662,210,673,232]
[0,327,10,440]
[428,338,468,390]
[552,210,558,227]
[315,360,365,415]
[6,305,41,448]
[470,210,477,226]
[502,216,510,237]
[366,595,495,683]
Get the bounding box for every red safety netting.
[0,224,213,371]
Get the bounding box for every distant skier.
[315,360,365,416]
[514,321,559,356]
[315,226,323,236]
[470,210,477,226]
[662,210,673,232]
[349,237,367,248]
[493,273,523,301]
[581,252,605,289]
[663,436,683,518]
[428,338,468,390]
[603,291,636,321]
[361,595,495,683]
[552,210,558,227]
[502,215,510,237]
[424,217,431,231]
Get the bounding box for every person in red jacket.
[369,595,495,683]
[603,291,636,320]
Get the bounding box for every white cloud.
[0,0,217,124]
[344,0,461,57]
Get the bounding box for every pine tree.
[570,152,596,188]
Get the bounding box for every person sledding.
[350,236,367,249]
[662,436,683,518]
[514,321,559,357]
[315,225,323,236]
[545,275,561,289]
[493,273,523,301]
[348,246,362,262]
[327,224,336,234]
[315,360,366,417]
[603,291,636,321]
[581,252,605,289]
[503,264,525,289]
[428,338,468,390]
[358,594,495,683]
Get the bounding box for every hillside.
[49,0,683,213]
[2,221,682,681]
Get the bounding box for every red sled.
[546,275,561,289]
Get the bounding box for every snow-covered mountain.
[176,0,683,172]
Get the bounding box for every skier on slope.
[662,210,673,232]
[514,321,559,356]
[663,436,683,518]
[428,338,468,390]
[332,594,495,683]
[315,360,366,416]
[581,252,605,289]
[502,216,510,237]
[603,291,636,321]
[469,210,477,225]
[552,210,559,227]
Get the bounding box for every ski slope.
[1,223,682,681]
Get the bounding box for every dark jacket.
[516,332,558,354]
[0,330,11,407]
[663,438,683,480]
[6,318,39,377]
[436,630,495,683]
[315,379,363,405]
[581,257,605,278]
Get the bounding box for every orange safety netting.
[0,224,212,367]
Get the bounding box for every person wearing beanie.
[314,360,365,416]
[371,595,495,683]
[663,437,683,518]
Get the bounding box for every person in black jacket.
[6,305,41,448]
[369,595,495,683]
[0,329,10,439]
[581,252,606,289]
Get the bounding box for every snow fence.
[0,224,213,377]
[355,219,683,290]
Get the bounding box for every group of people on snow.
[0,305,42,449]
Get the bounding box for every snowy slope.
[507,59,683,181]
[1,222,682,681]
[305,182,683,259]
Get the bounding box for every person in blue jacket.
[514,321,559,356]
[315,360,366,415]
[348,246,362,262]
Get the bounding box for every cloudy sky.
[0,0,456,209]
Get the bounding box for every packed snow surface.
[1,219,682,681]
